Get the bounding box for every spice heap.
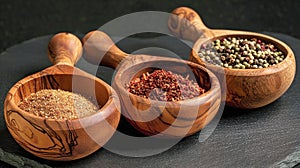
[126,69,205,101]
[198,37,285,69]
[18,89,98,120]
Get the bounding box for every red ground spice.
[126,69,205,101]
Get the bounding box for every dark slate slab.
[0,33,299,168]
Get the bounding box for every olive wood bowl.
[4,33,120,161]
[168,7,296,109]
[83,30,222,138]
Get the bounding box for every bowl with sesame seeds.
[4,33,121,160]
[83,30,222,138]
[168,7,296,109]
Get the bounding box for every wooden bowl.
[4,33,120,161]
[83,30,222,138]
[168,7,296,109]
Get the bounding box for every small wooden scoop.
[4,32,120,161]
[83,30,222,138]
[168,7,296,109]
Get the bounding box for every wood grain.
[168,7,296,109]
[4,33,121,160]
[48,32,83,66]
[83,31,128,69]
[83,30,222,138]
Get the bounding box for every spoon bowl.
[83,30,222,138]
[4,33,121,161]
[168,7,296,109]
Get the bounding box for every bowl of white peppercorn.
[4,33,121,160]
[168,7,296,109]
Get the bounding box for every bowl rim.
[191,30,296,77]
[113,56,222,106]
[5,72,120,129]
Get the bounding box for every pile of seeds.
[18,89,98,120]
[126,69,205,102]
[198,37,285,69]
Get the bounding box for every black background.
[1,0,300,53]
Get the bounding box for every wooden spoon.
[4,32,120,161]
[168,7,296,109]
[83,30,222,138]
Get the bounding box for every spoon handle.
[168,7,214,42]
[47,32,82,66]
[82,30,128,69]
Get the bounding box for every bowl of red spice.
[4,33,120,161]
[83,30,222,138]
[168,7,296,109]
[114,59,221,138]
